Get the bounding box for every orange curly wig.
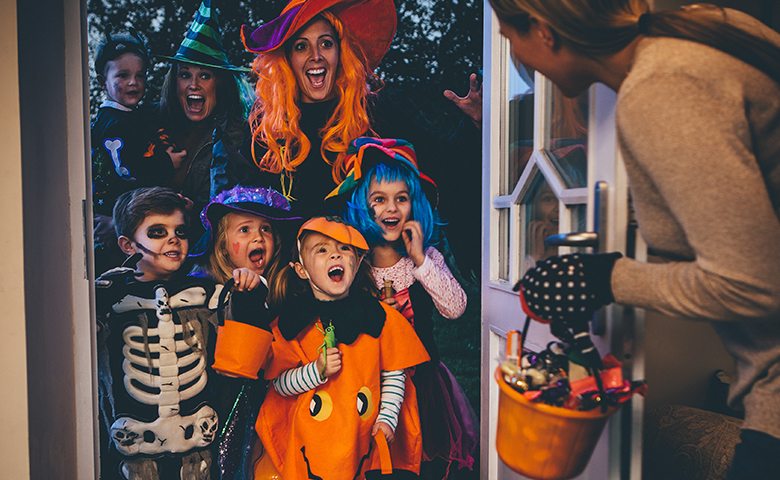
[249,11,382,185]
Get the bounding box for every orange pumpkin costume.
[214,293,429,479]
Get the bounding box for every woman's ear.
[117,236,137,256]
[97,74,107,90]
[529,15,560,50]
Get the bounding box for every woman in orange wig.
[241,0,483,275]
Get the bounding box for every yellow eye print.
[310,391,333,421]
[357,386,373,419]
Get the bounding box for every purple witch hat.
[189,185,301,257]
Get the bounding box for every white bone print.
[102,137,135,180]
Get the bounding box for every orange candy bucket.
[495,367,619,480]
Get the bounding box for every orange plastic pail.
[495,367,618,480]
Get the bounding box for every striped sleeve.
[375,369,406,431]
[272,360,326,397]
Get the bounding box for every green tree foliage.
[87,0,481,139]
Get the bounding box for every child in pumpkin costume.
[329,138,479,478]
[213,216,430,479]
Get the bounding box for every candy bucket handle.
[374,431,393,475]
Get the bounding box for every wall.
[0,0,30,477]
[7,0,95,478]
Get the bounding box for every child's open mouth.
[186,95,205,113]
[328,265,344,282]
[249,248,265,269]
[163,251,181,259]
[382,219,400,229]
[306,68,326,88]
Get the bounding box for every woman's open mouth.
[306,68,326,88]
[328,265,344,282]
[186,94,205,113]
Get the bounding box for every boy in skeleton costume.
[96,187,267,480]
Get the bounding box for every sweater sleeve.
[612,69,780,321]
[272,361,327,396]
[413,247,467,319]
[375,369,406,431]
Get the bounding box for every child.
[92,25,183,274]
[330,137,478,478]
[95,186,265,480]
[213,216,430,479]
[189,185,301,286]
[188,185,300,479]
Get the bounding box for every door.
[479,3,637,478]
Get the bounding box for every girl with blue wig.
[327,137,478,478]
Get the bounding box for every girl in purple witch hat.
[190,185,301,287]
[189,185,300,480]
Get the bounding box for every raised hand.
[402,221,425,267]
[317,347,342,379]
[444,73,483,127]
[232,267,262,292]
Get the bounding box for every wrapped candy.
[501,331,646,412]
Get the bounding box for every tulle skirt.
[413,361,479,473]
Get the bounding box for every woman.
[157,0,255,241]
[500,1,780,477]
[241,0,483,275]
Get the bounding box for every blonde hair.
[206,213,284,286]
[249,11,381,185]
[488,0,780,84]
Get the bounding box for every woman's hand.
[444,73,483,127]
[177,194,195,214]
[317,347,342,378]
[93,213,116,247]
[166,146,187,170]
[232,267,261,292]
[402,221,426,267]
[372,421,395,445]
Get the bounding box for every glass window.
[498,208,510,281]
[521,173,559,272]
[493,46,590,286]
[504,54,535,194]
[544,86,588,188]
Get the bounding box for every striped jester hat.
[325,137,438,210]
[159,0,248,72]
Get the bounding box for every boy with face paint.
[95,187,267,480]
[213,216,430,479]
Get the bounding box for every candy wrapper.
[500,331,646,411]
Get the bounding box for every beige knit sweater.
[612,9,780,438]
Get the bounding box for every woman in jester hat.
[155,0,256,243]
[240,0,484,276]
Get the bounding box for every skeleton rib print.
[108,284,221,455]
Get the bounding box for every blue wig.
[343,161,438,254]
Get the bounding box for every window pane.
[544,86,588,188]
[498,208,510,280]
[522,174,558,271]
[504,53,535,195]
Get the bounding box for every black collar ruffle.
[277,289,385,345]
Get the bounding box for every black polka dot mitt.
[516,252,623,324]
